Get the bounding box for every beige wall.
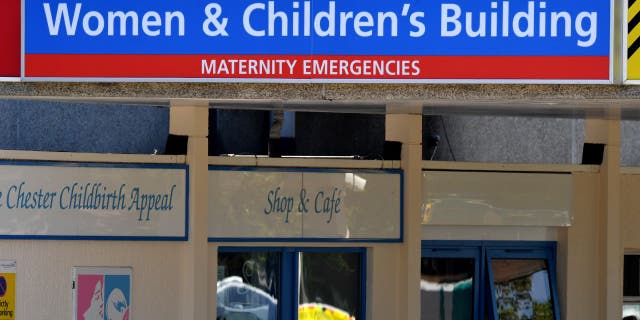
[2,241,184,319]
[0,107,628,320]
[0,152,190,320]
[0,160,612,320]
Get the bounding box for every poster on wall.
[0,161,188,240]
[0,0,20,79]
[73,267,132,320]
[627,0,640,83]
[22,0,612,83]
[0,261,16,320]
[208,167,402,242]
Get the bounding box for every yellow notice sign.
[629,0,640,79]
[0,261,15,320]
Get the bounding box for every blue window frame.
[218,247,366,320]
[421,241,560,320]
[623,254,640,320]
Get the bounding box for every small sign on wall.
[0,161,188,240]
[209,167,403,242]
[627,0,640,82]
[0,261,16,320]
[73,267,132,320]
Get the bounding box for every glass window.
[623,303,640,320]
[625,255,640,297]
[490,259,554,320]
[298,252,362,320]
[421,241,559,320]
[217,251,280,320]
[217,248,365,320]
[420,257,475,320]
[624,254,640,320]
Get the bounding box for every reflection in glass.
[298,252,361,320]
[624,255,640,297]
[217,252,279,320]
[491,259,554,320]
[623,303,640,320]
[420,257,474,320]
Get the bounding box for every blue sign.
[25,0,610,55]
[0,276,6,298]
[23,0,612,81]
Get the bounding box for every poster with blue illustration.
[73,267,132,320]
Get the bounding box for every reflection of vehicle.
[298,303,355,320]
[217,276,277,320]
[420,278,473,320]
[624,303,640,320]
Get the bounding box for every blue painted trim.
[422,240,484,248]
[216,247,285,319]
[485,245,560,320]
[281,249,293,320]
[290,248,299,320]
[479,246,486,320]
[480,240,557,249]
[399,169,404,243]
[209,237,400,243]
[422,246,480,258]
[549,245,561,320]
[184,165,190,241]
[422,240,556,249]
[475,249,482,320]
[421,240,559,320]
[208,166,403,243]
[485,254,499,320]
[0,160,189,241]
[360,247,367,320]
[422,244,481,320]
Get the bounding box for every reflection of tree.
[219,253,278,296]
[532,301,554,320]
[494,272,553,320]
[299,253,360,320]
[496,277,532,319]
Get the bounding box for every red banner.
[0,0,20,77]
[25,54,609,80]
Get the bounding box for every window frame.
[623,253,640,320]
[218,246,367,320]
[421,240,559,320]
[624,253,640,302]
[422,241,483,318]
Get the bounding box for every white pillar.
[386,103,423,320]
[586,117,622,320]
[170,99,209,320]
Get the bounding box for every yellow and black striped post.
[629,0,640,79]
